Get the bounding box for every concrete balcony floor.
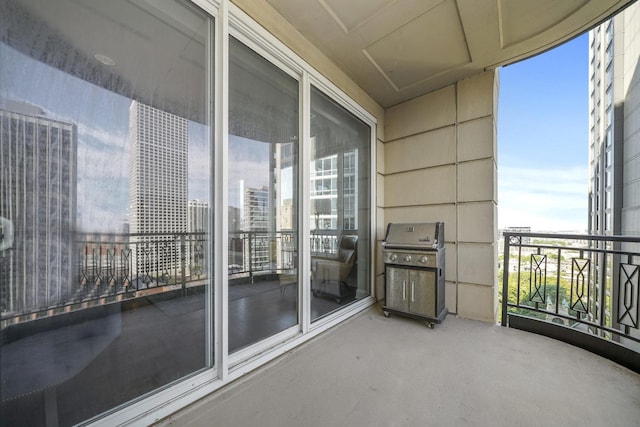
[158,305,640,427]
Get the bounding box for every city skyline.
[0,43,211,233]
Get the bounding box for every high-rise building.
[243,185,269,231]
[188,199,209,233]
[128,101,188,276]
[310,151,358,232]
[0,102,77,314]
[243,185,270,270]
[588,2,640,237]
[588,2,640,346]
[187,199,208,276]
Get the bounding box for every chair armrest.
[312,258,352,283]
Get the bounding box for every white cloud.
[498,166,588,231]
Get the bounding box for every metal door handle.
[411,281,415,302]
[402,280,406,300]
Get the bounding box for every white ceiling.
[265,0,635,107]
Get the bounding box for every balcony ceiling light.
[94,53,116,66]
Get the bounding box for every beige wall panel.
[376,121,385,146]
[376,173,385,208]
[375,275,385,302]
[458,158,497,202]
[376,207,386,241]
[457,117,495,162]
[375,241,384,276]
[385,126,456,174]
[385,86,456,141]
[445,281,457,314]
[457,71,495,122]
[458,202,496,244]
[377,139,385,174]
[444,242,457,282]
[457,282,497,322]
[493,69,500,120]
[458,242,496,286]
[385,166,456,206]
[384,205,457,241]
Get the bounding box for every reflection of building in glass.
[228,206,243,270]
[243,185,270,270]
[343,151,357,230]
[310,151,357,231]
[188,199,208,233]
[280,199,293,230]
[243,185,269,231]
[128,101,187,275]
[0,102,77,314]
[229,206,241,234]
[187,199,208,276]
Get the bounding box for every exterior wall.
[383,71,499,323]
[232,0,499,322]
[620,2,640,346]
[621,2,640,236]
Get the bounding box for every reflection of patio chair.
[311,234,357,303]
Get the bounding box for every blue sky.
[498,33,589,232]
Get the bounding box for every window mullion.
[214,0,230,381]
[300,71,311,333]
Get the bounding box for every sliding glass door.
[1,1,375,423]
[309,86,371,322]
[0,1,213,425]
[227,36,299,352]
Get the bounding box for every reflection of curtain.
[229,37,298,145]
[310,87,370,159]
[0,0,209,124]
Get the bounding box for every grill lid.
[383,222,444,250]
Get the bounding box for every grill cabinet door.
[408,269,436,317]
[386,266,409,312]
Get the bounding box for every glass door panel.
[310,86,371,322]
[228,37,299,353]
[0,1,213,425]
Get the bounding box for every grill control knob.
[419,256,428,264]
[389,254,397,262]
[404,255,412,262]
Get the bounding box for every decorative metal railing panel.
[619,263,639,329]
[228,230,297,279]
[1,229,317,325]
[502,232,640,352]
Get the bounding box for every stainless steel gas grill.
[382,222,447,328]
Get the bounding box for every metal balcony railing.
[501,232,640,373]
[0,230,341,326]
[228,230,297,278]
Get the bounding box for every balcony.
[157,305,640,426]
[2,231,640,425]
[1,230,343,326]
[0,230,358,425]
[501,232,640,373]
[2,0,638,425]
